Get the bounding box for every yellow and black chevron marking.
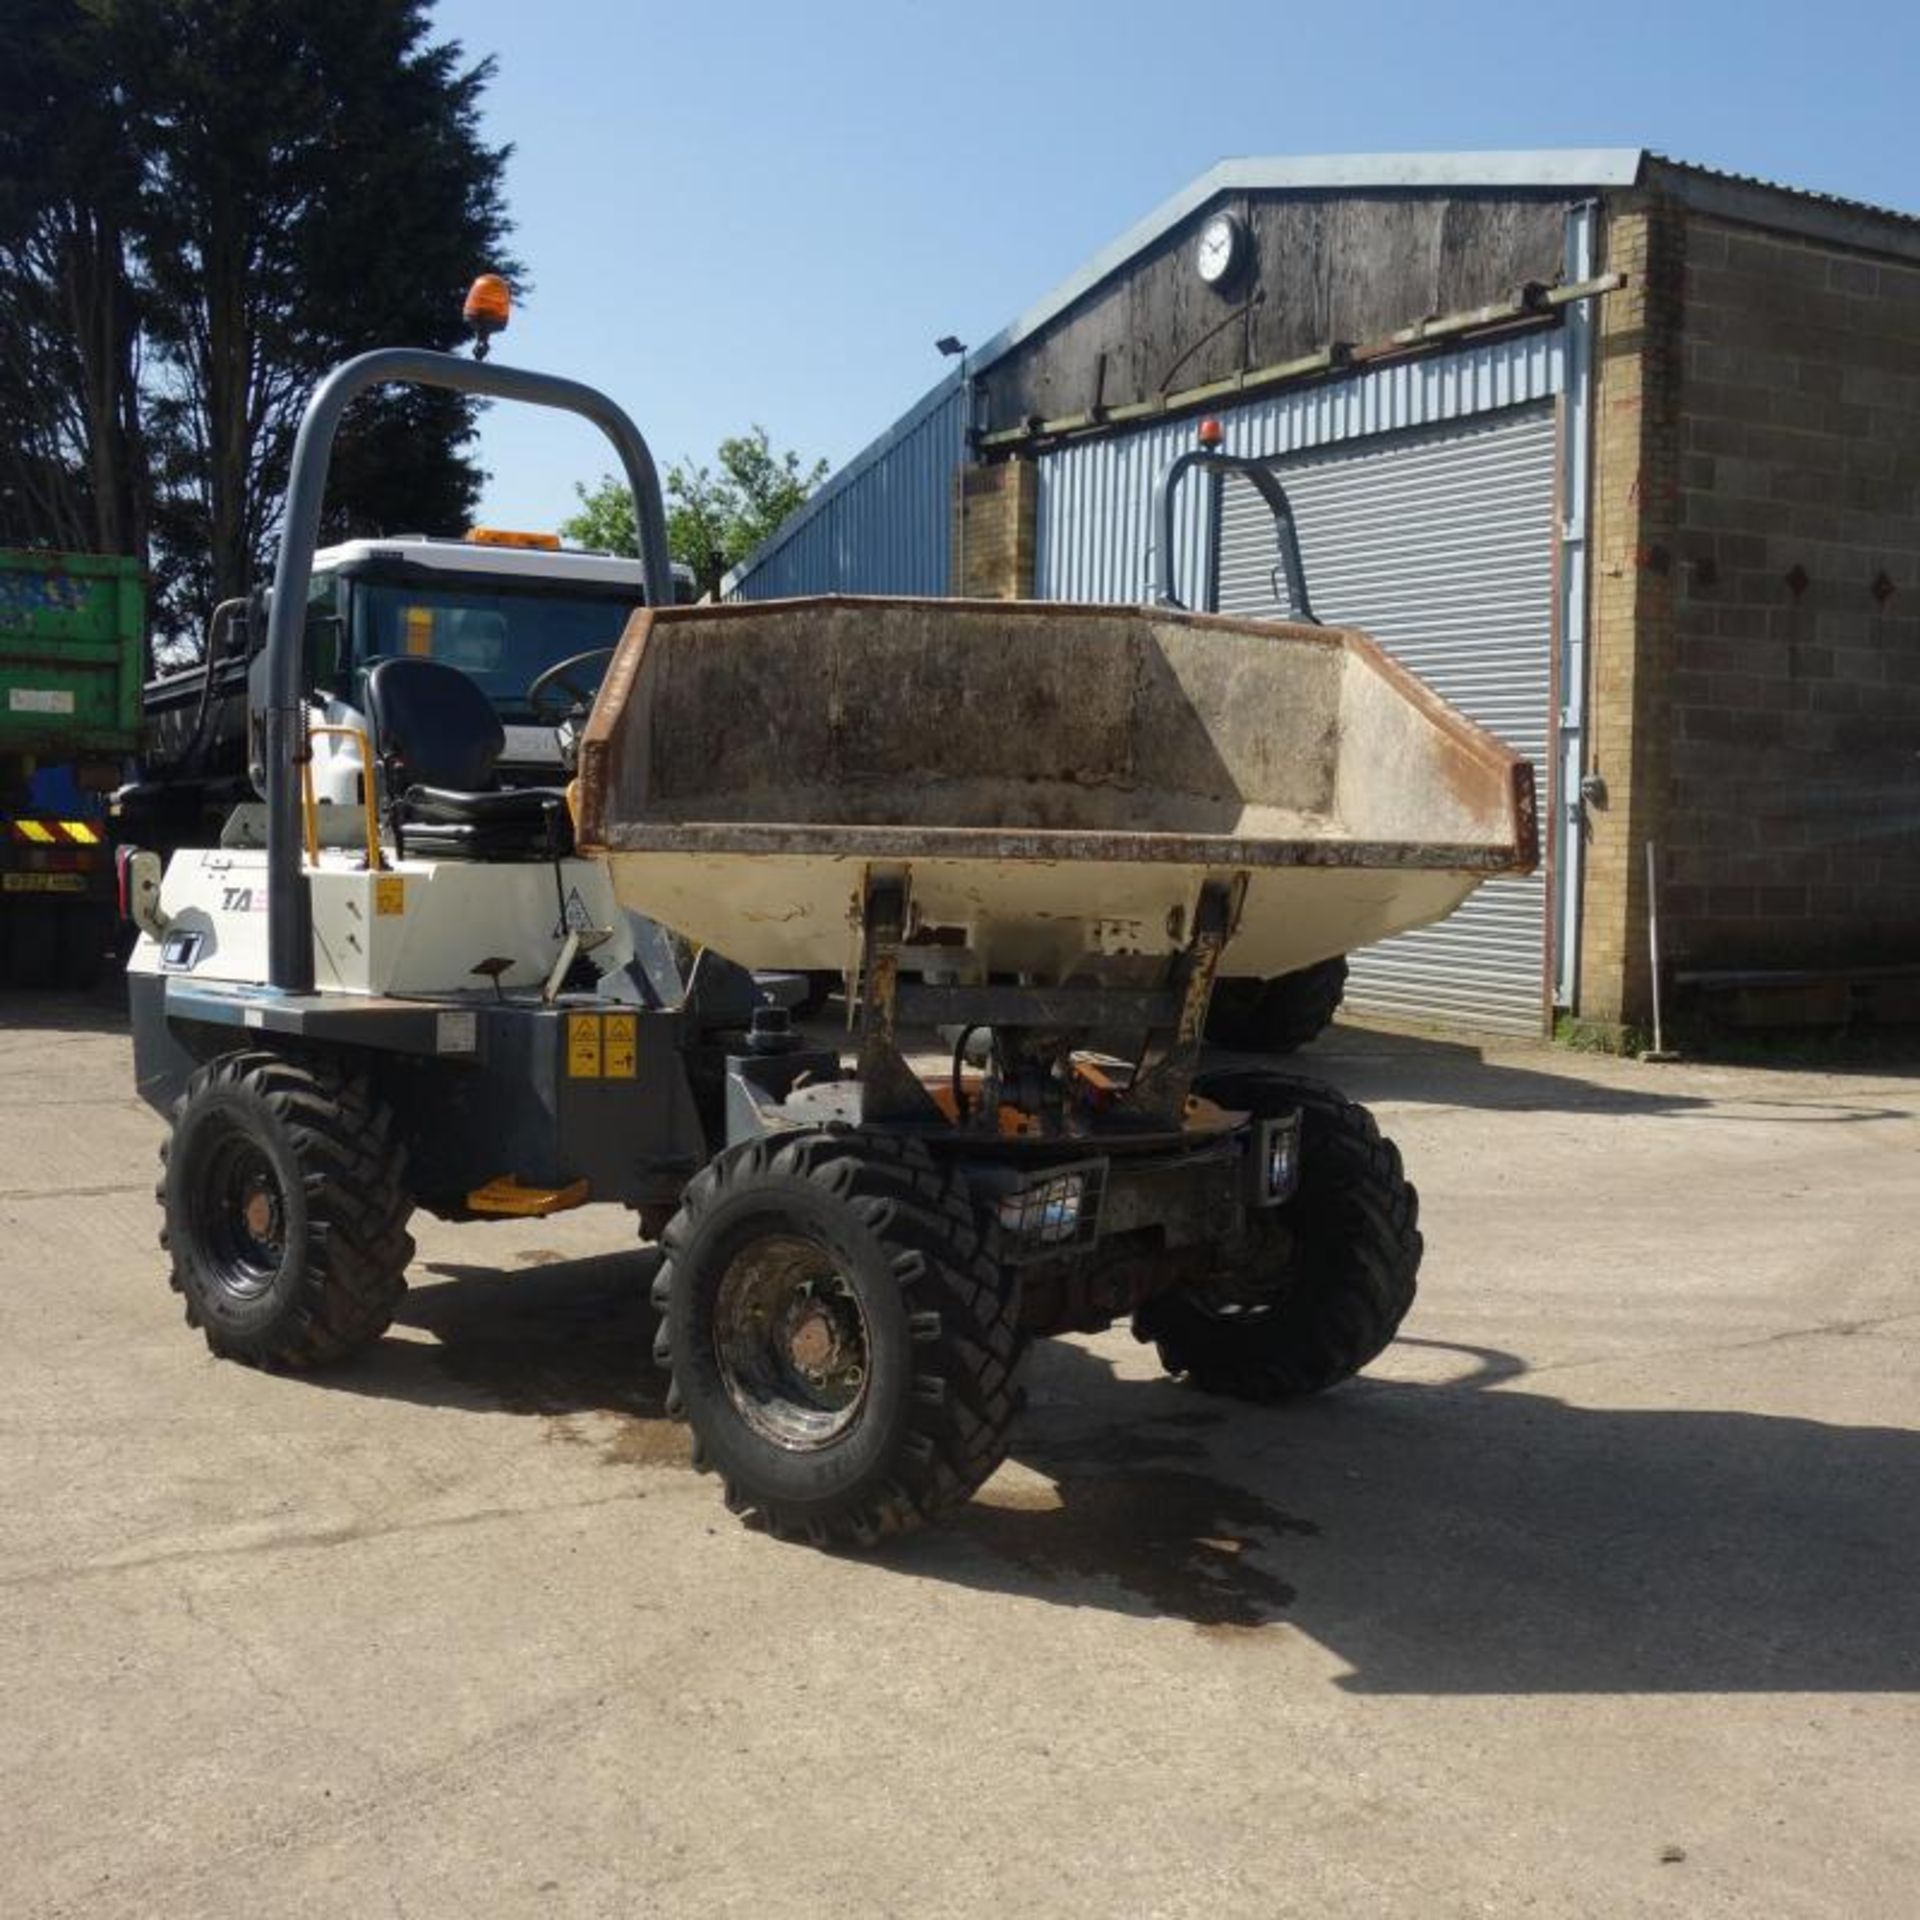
[7,819,102,845]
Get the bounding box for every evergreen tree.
[0,0,516,644]
[0,0,147,558]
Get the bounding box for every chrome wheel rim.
[713,1233,872,1450]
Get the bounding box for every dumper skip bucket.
[574,597,1536,982]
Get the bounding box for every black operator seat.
[364,655,573,861]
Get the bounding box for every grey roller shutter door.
[1214,405,1556,1035]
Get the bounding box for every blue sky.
[437,0,1919,532]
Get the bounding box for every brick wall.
[1580,199,1685,1026]
[951,459,1036,598]
[1580,198,1920,1025]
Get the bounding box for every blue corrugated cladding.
[727,382,967,600]
[1035,328,1567,604]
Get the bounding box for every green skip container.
[0,548,146,759]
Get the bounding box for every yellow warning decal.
[566,1012,602,1078]
[374,874,406,916]
[603,1012,637,1078]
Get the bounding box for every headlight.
[1257,1113,1302,1205]
[994,1161,1106,1258]
[999,1175,1084,1244]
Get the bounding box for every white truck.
[118,531,693,857]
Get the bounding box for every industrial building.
[725,150,1920,1038]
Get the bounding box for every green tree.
[564,427,828,599]
[0,0,147,558]
[118,0,516,626]
[0,0,516,644]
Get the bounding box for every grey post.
[260,348,673,992]
[1147,447,1319,624]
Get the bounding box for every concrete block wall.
[1581,194,1920,1027]
[951,459,1036,599]
[1661,212,1920,976]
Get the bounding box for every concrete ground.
[1,990,1916,1920]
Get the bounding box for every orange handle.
[300,724,383,871]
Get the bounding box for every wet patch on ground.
[958,1461,1315,1631]
[582,1413,693,1469]
[949,1396,1317,1632]
[383,1265,1310,1606]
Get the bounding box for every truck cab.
[125,533,695,855]
[300,533,696,804]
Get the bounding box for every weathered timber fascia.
[977,273,1627,456]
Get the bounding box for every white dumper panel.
[130,850,631,997]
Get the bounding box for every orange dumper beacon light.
[462,274,512,360]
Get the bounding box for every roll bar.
[1147,448,1320,625]
[260,348,673,992]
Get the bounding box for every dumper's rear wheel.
[653,1130,1023,1545]
[159,1051,414,1368]
[1205,957,1348,1054]
[1135,1071,1419,1398]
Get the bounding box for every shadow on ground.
[315,1249,1920,1694]
[0,979,130,1035]
[1267,1023,1914,1125]
[928,1335,1920,1695]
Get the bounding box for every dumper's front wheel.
[1135,1072,1420,1398]
[159,1051,414,1368]
[654,1131,1023,1545]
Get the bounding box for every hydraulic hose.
[183,598,248,774]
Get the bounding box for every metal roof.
[723,149,1638,593]
[1645,153,1920,259]
[970,150,1642,376]
[725,147,1919,594]
[974,148,1920,381]
[1650,152,1920,228]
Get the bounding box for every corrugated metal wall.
[1034,328,1565,603]
[1035,412,1220,606]
[1215,407,1558,1034]
[731,327,1566,607]
[726,381,967,600]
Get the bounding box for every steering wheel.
[527,646,617,724]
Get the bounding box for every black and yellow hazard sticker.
[566,1012,603,1078]
[566,1011,640,1079]
[603,1012,637,1078]
[374,875,406,916]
